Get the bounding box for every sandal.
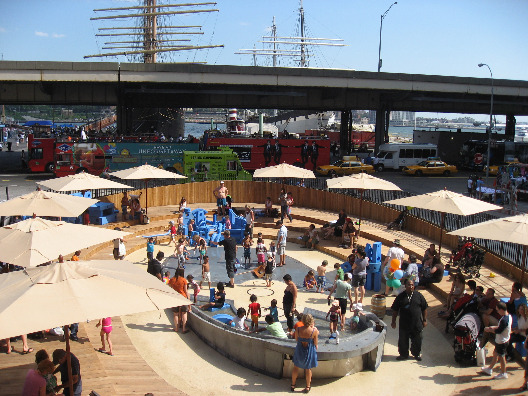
[22,348,33,354]
[290,384,296,392]
[303,386,311,393]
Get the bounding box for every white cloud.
[52,33,65,38]
[35,31,49,37]
[0,27,6,33]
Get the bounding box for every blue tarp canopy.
[23,120,53,127]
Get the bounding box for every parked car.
[402,160,457,176]
[316,160,375,177]
[483,161,520,176]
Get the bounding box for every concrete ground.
[118,242,525,396]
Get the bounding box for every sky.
[1,0,527,122]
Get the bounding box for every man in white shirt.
[383,239,405,295]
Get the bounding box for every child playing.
[188,219,195,238]
[243,233,253,268]
[96,317,114,356]
[198,238,207,265]
[316,260,328,293]
[247,294,262,331]
[163,271,171,284]
[146,237,155,262]
[264,252,274,287]
[187,274,201,304]
[269,241,276,265]
[265,196,273,217]
[199,282,226,310]
[326,300,342,344]
[228,307,249,331]
[177,214,185,236]
[174,238,187,268]
[224,216,231,230]
[256,237,267,268]
[266,299,279,323]
[334,262,344,282]
[199,255,212,290]
[168,220,177,246]
[303,270,316,290]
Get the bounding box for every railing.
[254,176,527,270]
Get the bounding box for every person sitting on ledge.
[199,282,226,310]
[418,256,444,288]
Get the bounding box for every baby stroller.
[461,247,485,279]
[387,208,408,231]
[445,293,479,334]
[450,239,473,267]
[453,312,481,365]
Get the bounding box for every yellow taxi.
[403,160,457,176]
[483,161,519,176]
[316,160,375,177]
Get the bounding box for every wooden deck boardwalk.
[0,202,523,395]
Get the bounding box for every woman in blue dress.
[291,313,319,393]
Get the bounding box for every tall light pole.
[478,63,493,185]
[378,2,397,72]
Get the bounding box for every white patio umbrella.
[110,164,186,214]
[384,188,502,253]
[327,173,401,235]
[448,214,528,282]
[253,163,316,179]
[0,189,98,218]
[0,259,190,394]
[37,171,133,192]
[0,217,130,267]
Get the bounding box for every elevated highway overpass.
[1,61,527,148]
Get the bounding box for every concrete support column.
[505,114,516,139]
[374,106,390,152]
[340,110,351,156]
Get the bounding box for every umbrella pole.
[438,212,446,256]
[521,245,527,285]
[64,326,74,396]
[358,190,364,237]
[145,180,148,215]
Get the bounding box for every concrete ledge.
[188,300,386,379]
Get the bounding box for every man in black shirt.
[212,230,237,288]
[52,349,82,396]
[147,251,164,280]
[391,279,428,361]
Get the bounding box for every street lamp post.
[377,2,398,72]
[478,63,494,185]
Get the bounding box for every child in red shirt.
[247,294,262,330]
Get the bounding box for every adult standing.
[52,349,82,396]
[212,230,237,288]
[391,279,428,361]
[352,247,369,310]
[213,181,229,216]
[291,313,319,393]
[168,267,191,333]
[276,220,288,267]
[278,188,288,223]
[382,239,405,296]
[147,251,164,281]
[282,274,298,331]
[244,205,255,237]
[327,274,354,331]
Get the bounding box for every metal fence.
[255,177,527,270]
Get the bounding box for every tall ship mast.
[236,0,345,68]
[85,1,222,137]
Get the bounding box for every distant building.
[390,111,416,126]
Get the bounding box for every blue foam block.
[212,314,234,324]
[367,263,381,273]
[366,272,382,292]
[341,262,352,273]
[371,242,382,263]
[209,303,231,312]
[209,288,216,302]
[365,243,373,260]
[443,270,449,277]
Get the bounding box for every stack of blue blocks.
[365,242,382,292]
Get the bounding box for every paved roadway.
[0,143,526,213]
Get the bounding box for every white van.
[375,143,438,171]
